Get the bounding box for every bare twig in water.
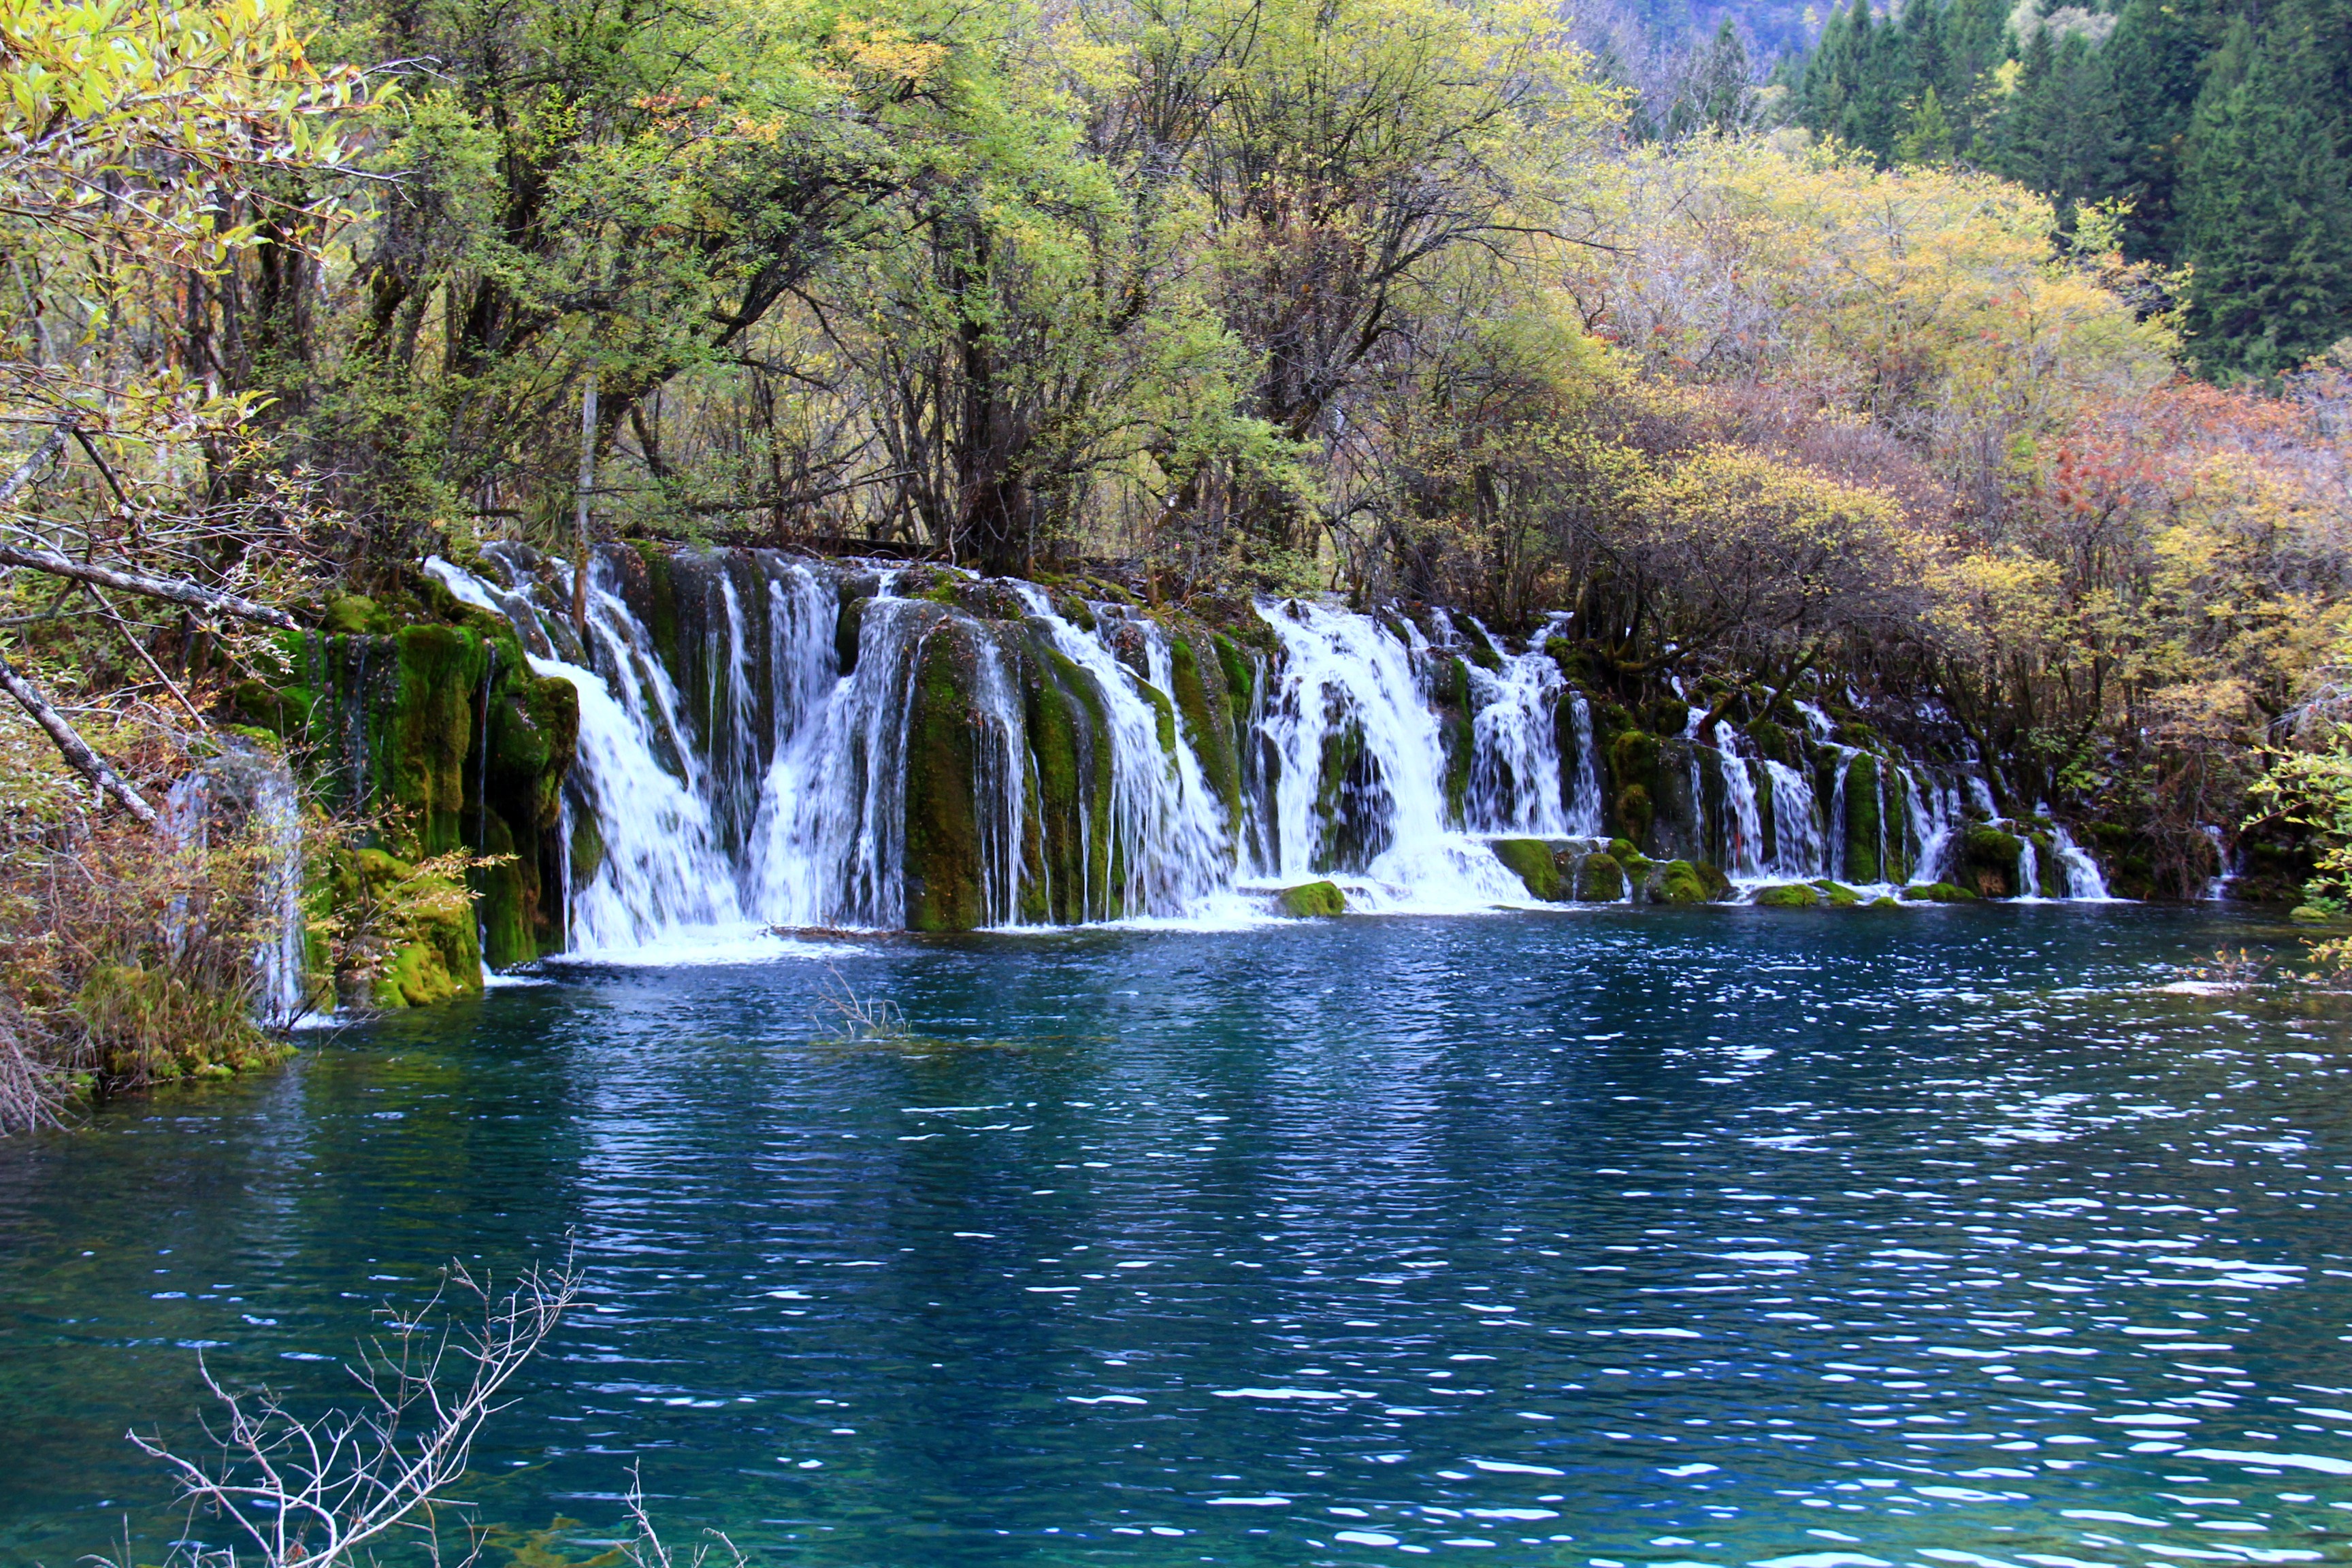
[808,965,908,1044]
[620,1461,747,1568]
[114,1248,582,1568]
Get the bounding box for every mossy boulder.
[1901,881,1980,903]
[1276,880,1347,917]
[1693,861,1732,901]
[1810,879,1863,907]
[1959,823,2025,899]
[1492,838,1565,901]
[1607,838,1642,866]
[1755,883,1820,908]
[1651,859,1712,905]
[1573,851,1627,902]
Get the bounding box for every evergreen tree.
[2097,0,2220,258]
[1897,84,1957,162]
[2176,16,2352,376]
[1667,17,1757,138]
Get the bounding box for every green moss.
[1437,657,1474,826]
[1211,632,1256,732]
[331,847,484,1009]
[1648,698,1689,736]
[1611,729,1659,781]
[1901,881,1980,902]
[1959,823,2025,899]
[1810,879,1863,907]
[1614,784,1653,844]
[1142,679,1179,762]
[1169,633,1243,840]
[1654,859,1710,905]
[1756,883,1820,907]
[1022,638,1120,924]
[1276,880,1347,917]
[902,619,988,931]
[1748,719,1795,767]
[1694,861,1732,901]
[325,594,394,636]
[1607,837,1642,866]
[1842,753,1882,885]
[1492,838,1565,901]
[1574,851,1627,902]
[385,623,488,855]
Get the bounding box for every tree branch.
[0,543,299,629]
[0,647,157,823]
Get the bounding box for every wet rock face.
[1960,823,2025,899]
[239,596,581,988]
[1275,880,1347,917]
[1491,838,1565,901]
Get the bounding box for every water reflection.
[2,906,2350,1568]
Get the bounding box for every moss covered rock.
[1652,859,1712,905]
[1810,879,1863,907]
[1959,823,2024,899]
[1842,753,1882,884]
[902,616,990,931]
[1492,838,1565,901]
[1276,880,1347,917]
[1901,881,1980,902]
[1755,883,1820,908]
[1169,632,1243,843]
[1573,851,1627,902]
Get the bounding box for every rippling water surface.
[6,906,2352,1568]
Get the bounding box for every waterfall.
[1253,599,1526,909]
[2016,832,2043,900]
[1565,692,1605,836]
[2051,822,2113,901]
[1015,588,1233,919]
[165,744,310,1025]
[419,546,2121,951]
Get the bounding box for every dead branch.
[0,645,157,823]
[0,542,301,630]
[117,1250,582,1568]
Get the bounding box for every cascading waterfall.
[423,545,2121,951]
[1016,587,1234,919]
[165,745,309,1024]
[1252,599,1526,909]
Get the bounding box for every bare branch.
[0,646,157,823]
[116,1249,582,1568]
[0,543,300,630]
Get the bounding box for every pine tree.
[2097,0,2220,259]
[1668,17,1757,139]
[2177,16,2352,376]
[1897,84,1957,163]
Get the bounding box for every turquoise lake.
[5,906,2352,1567]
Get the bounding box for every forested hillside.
[1787,0,2352,378]
[0,0,2349,1120]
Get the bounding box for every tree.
[2176,16,2352,378]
